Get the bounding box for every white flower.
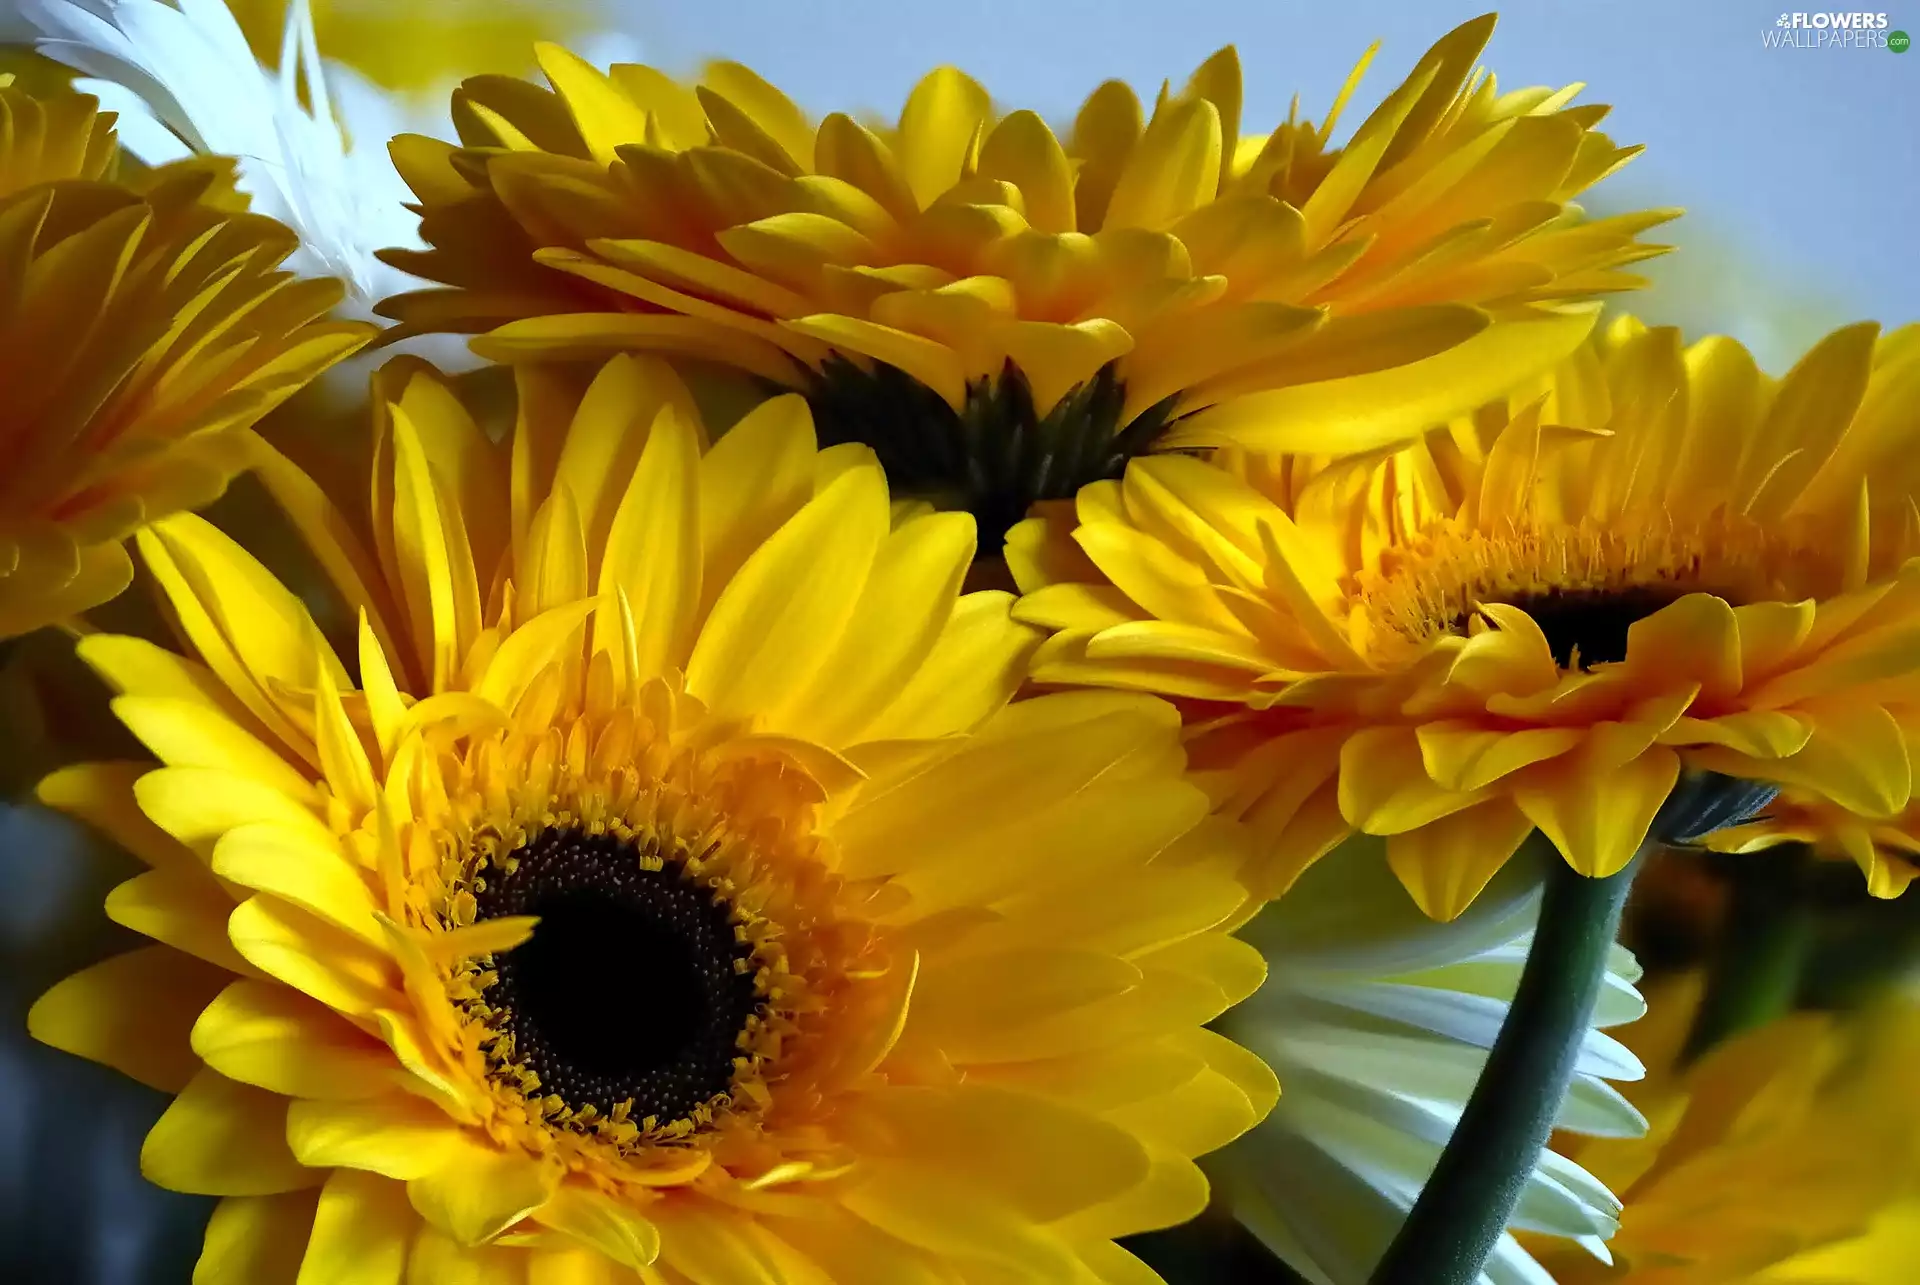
[19,0,429,310]
[1216,838,1648,1285]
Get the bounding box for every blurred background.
[1,1,1913,1281]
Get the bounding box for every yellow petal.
[782,313,967,408]
[144,1069,320,1196]
[1056,1156,1210,1241]
[407,1227,530,1285]
[1170,306,1600,455]
[212,823,381,945]
[1105,98,1222,232]
[896,67,992,209]
[840,1162,1077,1279]
[761,1208,949,1285]
[1416,721,1584,793]
[194,1191,322,1285]
[531,1183,661,1269]
[67,811,208,946]
[595,402,703,679]
[409,1136,560,1246]
[1004,318,1135,417]
[229,896,401,1018]
[778,511,973,746]
[1339,725,1489,834]
[860,1084,1151,1221]
[1626,594,1743,700]
[535,42,650,167]
[703,61,815,169]
[1515,745,1682,876]
[191,980,395,1100]
[857,591,1038,741]
[686,459,890,721]
[286,1093,467,1181]
[976,110,1075,234]
[650,1199,789,1285]
[475,599,599,714]
[29,945,228,1092]
[1386,797,1538,920]
[298,1170,414,1285]
[113,695,318,818]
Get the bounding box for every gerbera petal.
[228,896,401,1017]
[406,1227,529,1285]
[193,1191,322,1285]
[685,457,890,722]
[190,979,396,1099]
[596,402,703,679]
[137,766,336,853]
[841,1163,1077,1279]
[143,1068,319,1195]
[211,823,381,944]
[531,1183,662,1270]
[105,867,252,971]
[28,945,229,1092]
[1416,721,1585,793]
[863,1084,1153,1221]
[779,511,973,745]
[1515,746,1681,877]
[1339,725,1489,834]
[1169,306,1599,454]
[286,1093,468,1181]
[1385,796,1537,921]
[650,1200,789,1285]
[299,1170,414,1285]
[409,1136,561,1247]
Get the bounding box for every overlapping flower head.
[1216,839,1649,1283]
[379,15,1671,548]
[1707,790,1920,900]
[28,353,1276,1283]
[0,78,372,640]
[1011,315,1920,918]
[1539,975,1920,1283]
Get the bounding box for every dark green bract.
[804,357,1187,558]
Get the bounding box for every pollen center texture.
[1484,587,1695,669]
[466,827,761,1131]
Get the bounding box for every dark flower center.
[1494,587,1693,669]
[471,826,760,1127]
[803,356,1188,557]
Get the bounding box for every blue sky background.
[615,0,1918,369]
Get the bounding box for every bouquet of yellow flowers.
[2,4,1915,1283]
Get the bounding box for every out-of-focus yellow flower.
[380,16,1670,549]
[0,81,371,640]
[225,0,606,93]
[1539,975,1920,1283]
[1010,315,1920,918]
[1711,791,1920,900]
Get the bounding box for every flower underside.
[806,357,1186,556]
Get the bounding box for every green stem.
[1681,848,1812,1063]
[1367,847,1644,1285]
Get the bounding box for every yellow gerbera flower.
[1011,316,1920,918]
[0,82,372,640]
[224,0,606,94]
[1709,789,1920,900]
[1539,975,1920,1284]
[379,16,1669,548]
[28,354,1273,1284]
